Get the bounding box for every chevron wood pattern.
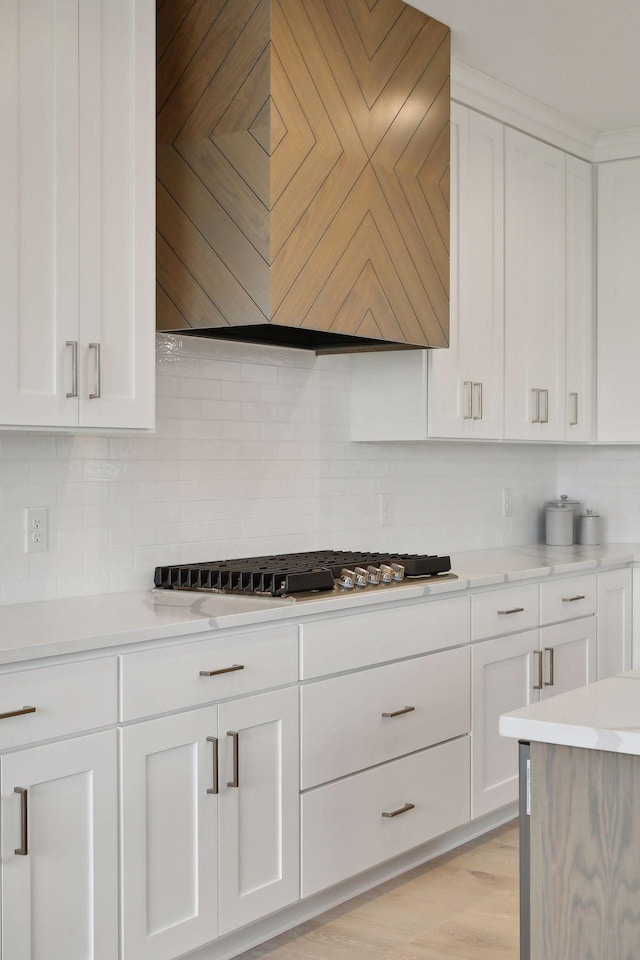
[157,0,450,348]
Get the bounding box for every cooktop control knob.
[366,565,382,585]
[379,564,393,583]
[354,567,369,588]
[391,563,406,581]
[338,568,357,589]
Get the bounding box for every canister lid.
[547,494,579,509]
[579,508,599,518]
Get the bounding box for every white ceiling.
[408,0,640,134]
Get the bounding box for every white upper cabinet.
[428,103,504,440]
[565,155,594,442]
[504,129,566,441]
[597,157,640,442]
[0,0,155,431]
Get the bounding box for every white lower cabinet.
[121,688,299,960]
[0,730,118,960]
[472,612,597,818]
[301,736,470,898]
[597,568,632,679]
[121,707,219,960]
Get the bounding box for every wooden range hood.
[156,0,450,352]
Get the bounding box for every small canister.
[545,495,575,546]
[578,508,601,545]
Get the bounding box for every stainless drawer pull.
[206,737,219,795]
[473,382,483,420]
[569,392,579,426]
[0,706,36,721]
[531,388,540,423]
[463,381,473,419]
[533,650,543,691]
[227,731,239,788]
[382,802,415,819]
[14,788,28,856]
[498,607,525,615]
[66,341,78,398]
[545,647,555,687]
[540,388,549,424]
[199,664,244,677]
[562,595,586,603]
[382,705,415,719]
[88,343,101,399]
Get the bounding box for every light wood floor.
[237,822,519,960]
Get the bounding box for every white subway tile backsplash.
[2,333,637,606]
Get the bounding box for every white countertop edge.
[499,714,640,756]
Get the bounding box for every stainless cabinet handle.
[473,382,483,420]
[14,788,28,856]
[382,802,415,819]
[498,607,525,615]
[88,343,101,399]
[463,381,473,419]
[206,737,219,795]
[545,647,555,687]
[0,706,36,721]
[199,664,244,678]
[227,731,239,788]
[533,650,543,690]
[531,388,540,423]
[382,705,415,719]
[569,392,578,426]
[540,389,549,424]
[562,595,586,603]
[66,341,78,398]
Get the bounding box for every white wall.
[0,334,560,605]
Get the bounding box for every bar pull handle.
[14,788,28,856]
[66,341,78,398]
[88,343,101,399]
[531,388,540,423]
[533,650,543,691]
[562,595,586,603]
[540,389,549,424]
[206,737,219,795]
[498,607,525,616]
[569,392,578,426]
[382,802,415,819]
[227,731,239,788]
[473,382,483,420]
[545,647,555,687]
[381,705,415,719]
[199,664,244,678]
[0,706,36,721]
[463,381,473,419]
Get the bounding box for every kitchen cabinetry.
[0,0,155,431]
[504,129,566,440]
[597,567,632,679]
[597,157,640,441]
[471,578,597,818]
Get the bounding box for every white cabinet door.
[539,616,596,700]
[121,708,219,960]
[504,128,566,441]
[0,0,80,427]
[78,0,155,429]
[565,155,594,442]
[218,687,299,936]
[471,630,538,818]
[429,104,504,440]
[597,569,632,680]
[0,730,118,960]
[597,157,640,442]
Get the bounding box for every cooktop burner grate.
[154,550,452,597]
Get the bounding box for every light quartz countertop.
[0,543,637,666]
[499,672,640,756]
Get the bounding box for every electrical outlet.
[379,494,392,526]
[502,489,514,518]
[26,507,48,553]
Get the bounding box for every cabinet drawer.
[301,645,469,789]
[471,585,539,640]
[0,658,117,749]
[300,596,470,679]
[301,736,470,897]
[540,575,596,625]
[121,626,298,721]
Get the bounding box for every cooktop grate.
[154,550,451,597]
